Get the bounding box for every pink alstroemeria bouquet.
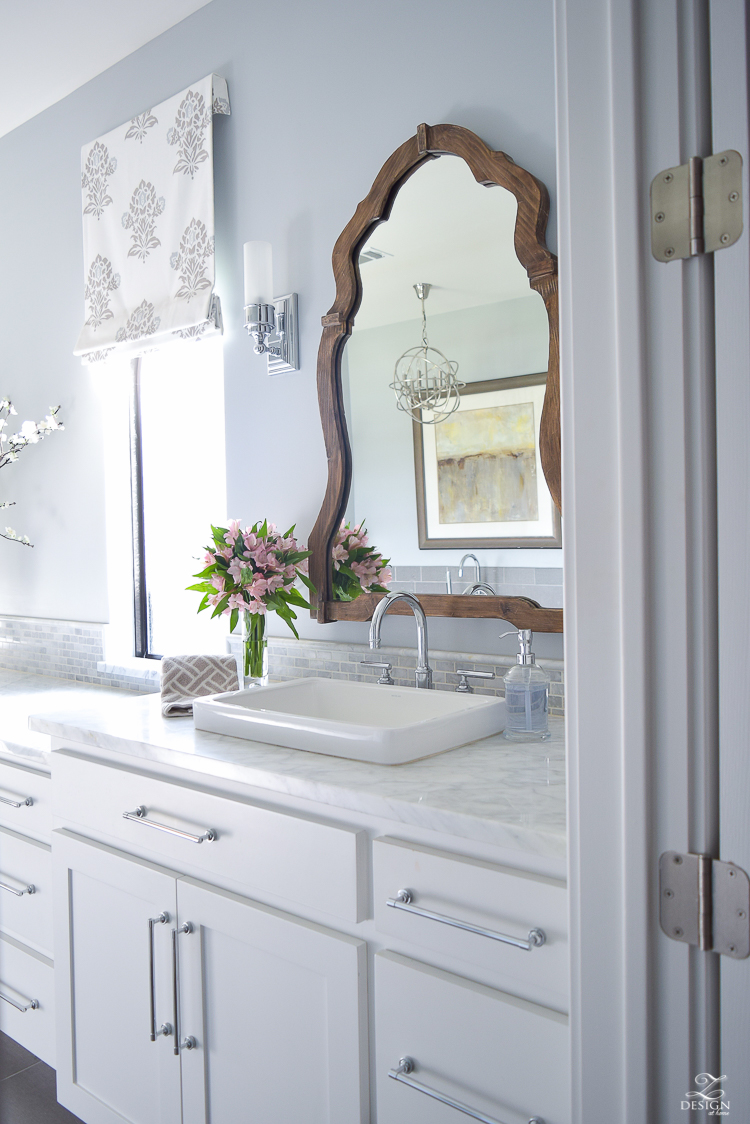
[331,520,391,602]
[188,519,314,680]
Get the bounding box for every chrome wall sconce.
[243,241,300,375]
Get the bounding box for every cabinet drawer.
[374,837,568,1009]
[0,826,53,957]
[0,931,55,1067]
[375,950,569,1124]
[0,758,51,843]
[54,751,367,923]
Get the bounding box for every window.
[95,339,228,665]
[130,338,228,657]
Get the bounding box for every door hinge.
[650,150,743,261]
[659,852,750,958]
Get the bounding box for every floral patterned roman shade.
[74,74,230,365]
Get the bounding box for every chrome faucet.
[458,553,481,594]
[369,592,433,689]
[466,582,496,596]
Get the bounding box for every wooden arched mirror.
[309,123,562,632]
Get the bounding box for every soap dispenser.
[501,629,551,741]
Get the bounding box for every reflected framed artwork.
[413,373,562,549]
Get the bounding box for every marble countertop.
[0,668,139,767]
[15,670,565,859]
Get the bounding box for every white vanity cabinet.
[38,716,568,1124]
[177,876,368,1124]
[375,950,569,1124]
[52,809,369,1124]
[53,830,181,1124]
[0,755,55,1066]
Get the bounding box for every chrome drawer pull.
[389,1058,544,1124]
[0,988,39,1013]
[171,928,180,1056]
[386,889,546,951]
[148,912,169,1042]
[171,923,192,1056]
[0,791,32,808]
[123,806,215,844]
[0,879,34,897]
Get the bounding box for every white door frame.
[556,0,748,1119]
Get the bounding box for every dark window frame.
[128,358,162,660]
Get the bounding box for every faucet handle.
[360,661,395,685]
[454,669,496,694]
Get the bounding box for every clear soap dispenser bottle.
[501,629,551,741]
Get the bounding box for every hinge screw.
[737,909,746,919]
[729,944,737,953]
[721,233,730,244]
[665,247,675,257]
[673,855,683,864]
[728,868,736,877]
[674,927,684,937]
[720,155,728,165]
[664,172,674,182]
[729,191,739,202]
[664,889,674,898]
[655,211,665,223]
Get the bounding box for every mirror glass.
[342,154,562,607]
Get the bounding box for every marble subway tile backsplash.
[389,565,564,608]
[0,615,565,716]
[231,636,565,716]
[0,617,158,693]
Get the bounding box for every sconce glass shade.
[243,241,273,305]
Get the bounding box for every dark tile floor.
[0,1032,83,1123]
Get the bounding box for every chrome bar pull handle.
[389,1058,544,1124]
[124,806,215,844]
[170,923,194,1054]
[0,989,39,1013]
[386,890,546,951]
[0,879,34,897]
[171,928,180,1056]
[148,912,169,1042]
[0,791,32,808]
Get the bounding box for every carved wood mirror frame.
[309,123,563,633]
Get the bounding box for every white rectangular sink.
[192,677,506,765]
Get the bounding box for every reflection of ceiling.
[0,0,214,139]
[355,154,533,331]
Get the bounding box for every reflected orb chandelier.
[390,283,464,424]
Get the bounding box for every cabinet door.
[177,875,369,1124]
[53,829,181,1124]
[375,950,569,1124]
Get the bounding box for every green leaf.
[186,581,216,593]
[197,593,210,613]
[191,565,217,579]
[229,608,238,634]
[210,594,230,619]
[296,570,316,595]
[287,587,312,610]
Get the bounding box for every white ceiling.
[355,154,536,331]
[0,0,214,139]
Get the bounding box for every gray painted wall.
[0,0,559,658]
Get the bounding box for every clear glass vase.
[242,611,269,688]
